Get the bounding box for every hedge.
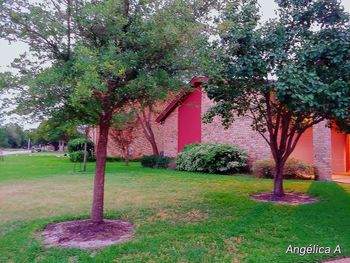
[68,137,94,163]
[252,158,318,180]
[141,155,172,168]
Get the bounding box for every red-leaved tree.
[110,112,138,165]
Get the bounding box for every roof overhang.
[155,77,208,123]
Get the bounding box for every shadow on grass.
[285,182,350,263]
[201,181,350,263]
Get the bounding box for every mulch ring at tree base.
[38,219,134,250]
[251,192,318,205]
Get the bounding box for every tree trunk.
[123,146,129,166]
[83,142,87,172]
[124,153,129,166]
[138,109,160,156]
[58,140,66,152]
[150,139,159,156]
[91,114,111,223]
[272,161,285,199]
[145,113,159,156]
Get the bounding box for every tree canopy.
[29,118,79,147]
[205,0,350,198]
[0,123,26,148]
[0,0,218,222]
[0,0,216,122]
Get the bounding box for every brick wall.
[157,91,272,163]
[201,93,272,166]
[107,123,163,158]
[160,108,178,157]
[89,89,334,180]
[313,121,332,181]
[89,113,164,158]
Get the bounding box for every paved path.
[333,175,350,184]
[2,150,30,155]
[324,258,350,263]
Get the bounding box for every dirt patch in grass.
[251,191,318,205]
[148,209,208,224]
[38,219,133,250]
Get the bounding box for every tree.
[76,124,92,172]
[204,0,350,199]
[132,86,182,156]
[110,110,138,165]
[135,104,161,155]
[0,126,9,148]
[31,118,79,151]
[1,0,215,223]
[4,123,25,148]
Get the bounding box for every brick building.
[89,109,164,158]
[91,77,350,181]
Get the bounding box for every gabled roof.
[155,77,208,123]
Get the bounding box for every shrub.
[68,138,95,163]
[176,143,248,174]
[155,156,172,168]
[69,151,84,162]
[105,156,145,162]
[106,156,124,162]
[252,158,317,180]
[141,155,172,168]
[69,150,96,163]
[130,157,144,162]
[67,137,94,153]
[141,155,157,167]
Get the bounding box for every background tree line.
[0,123,27,148]
[0,119,80,150]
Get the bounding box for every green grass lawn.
[0,156,350,263]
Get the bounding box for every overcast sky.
[1,0,350,128]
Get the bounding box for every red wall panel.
[331,128,347,173]
[178,86,202,152]
[291,128,314,164]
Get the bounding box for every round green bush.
[176,143,248,174]
[68,137,95,163]
[252,158,318,180]
[69,150,96,163]
[69,151,85,163]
